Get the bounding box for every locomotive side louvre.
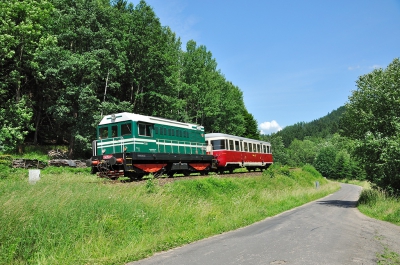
[205,133,273,173]
[88,112,215,179]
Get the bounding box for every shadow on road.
[316,199,358,208]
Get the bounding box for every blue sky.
[131,0,400,134]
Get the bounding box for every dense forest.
[0,0,258,157]
[272,106,345,147]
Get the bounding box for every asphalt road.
[128,184,400,265]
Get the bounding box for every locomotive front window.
[211,139,225,150]
[121,123,132,136]
[138,123,152,137]
[99,127,108,139]
[111,125,118,137]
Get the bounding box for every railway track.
[140,170,265,186]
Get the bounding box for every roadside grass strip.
[0,165,339,265]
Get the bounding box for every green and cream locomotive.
[87,112,215,179]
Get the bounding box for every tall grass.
[358,188,400,226]
[0,165,339,265]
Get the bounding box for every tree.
[242,110,259,139]
[314,145,337,178]
[342,58,400,194]
[0,0,53,151]
[287,138,317,167]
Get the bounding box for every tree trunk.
[33,103,42,145]
[68,134,75,159]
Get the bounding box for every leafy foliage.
[0,0,255,156]
[342,58,400,195]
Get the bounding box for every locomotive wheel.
[219,169,224,174]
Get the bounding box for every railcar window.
[257,144,260,153]
[155,127,159,135]
[235,141,240,151]
[267,146,271,153]
[121,123,132,136]
[168,128,171,136]
[263,145,266,153]
[138,123,152,137]
[164,128,167,135]
[244,142,248,152]
[111,125,118,137]
[171,129,175,136]
[249,143,253,152]
[211,139,225,150]
[99,127,108,139]
[229,140,234,150]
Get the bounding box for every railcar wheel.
[229,168,234,174]
[183,170,190,176]
[219,169,224,174]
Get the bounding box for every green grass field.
[1,164,339,265]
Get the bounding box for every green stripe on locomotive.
[95,113,207,156]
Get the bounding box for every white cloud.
[370,64,382,69]
[259,120,282,134]
[348,65,360,71]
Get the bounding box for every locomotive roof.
[99,112,204,131]
[205,133,271,145]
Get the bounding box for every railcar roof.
[205,133,271,145]
[99,112,204,131]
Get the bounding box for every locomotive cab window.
[138,123,152,137]
[99,127,108,139]
[111,125,118,137]
[121,123,132,136]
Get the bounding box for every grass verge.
[345,180,400,265]
[0,164,339,265]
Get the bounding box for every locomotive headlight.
[102,149,106,154]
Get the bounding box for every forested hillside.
[0,0,257,157]
[272,106,345,147]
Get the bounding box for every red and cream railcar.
[205,133,273,173]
